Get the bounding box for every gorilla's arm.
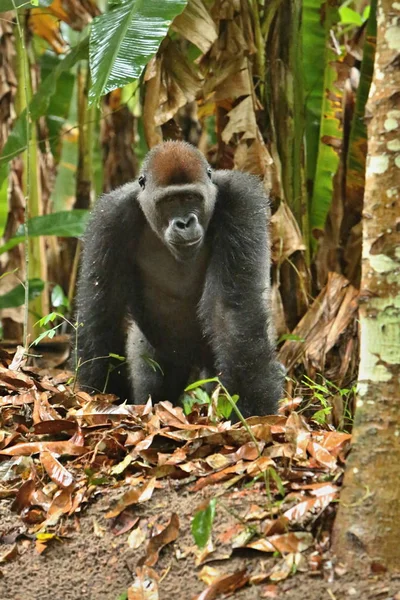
[75,182,142,398]
[200,171,284,417]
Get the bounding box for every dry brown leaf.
[0,441,90,457]
[155,400,190,427]
[40,450,75,489]
[190,462,246,491]
[106,478,157,519]
[307,441,337,470]
[128,566,159,600]
[269,553,307,582]
[321,431,352,454]
[198,565,222,586]
[141,513,180,567]
[0,365,35,390]
[279,273,358,371]
[0,392,35,406]
[47,488,73,517]
[283,491,337,523]
[47,0,99,30]
[172,0,218,53]
[128,524,147,550]
[112,511,139,536]
[246,532,313,554]
[33,419,77,435]
[271,202,306,263]
[222,97,257,143]
[195,569,249,600]
[32,391,62,423]
[0,543,18,563]
[11,479,35,513]
[29,9,67,54]
[262,516,290,536]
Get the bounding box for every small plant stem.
[12,3,30,348]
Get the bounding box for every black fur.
[75,142,284,418]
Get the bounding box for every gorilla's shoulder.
[212,169,269,209]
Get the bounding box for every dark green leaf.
[217,393,239,419]
[51,285,69,309]
[339,6,362,26]
[185,377,218,392]
[37,312,61,327]
[0,278,44,309]
[346,0,377,207]
[191,498,217,549]
[0,210,89,256]
[302,0,340,187]
[32,326,59,346]
[89,0,188,104]
[0,37,88,184]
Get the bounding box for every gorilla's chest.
[134,226,209,350]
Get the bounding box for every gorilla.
[75,141,284,418]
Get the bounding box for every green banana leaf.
[88,0,188,105]
[0,210,89,256]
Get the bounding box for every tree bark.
[332,0,400,569]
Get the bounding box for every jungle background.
[0,1,399,599]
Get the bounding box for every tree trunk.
[332,0,400,569]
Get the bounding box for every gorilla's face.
[137,148,216,261]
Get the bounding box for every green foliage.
[185,377,219,391]
[0,278,44,309]
[339,6,363,26]
[0,37,88,185]
[310,46,343,237]
[88,0,188,104]
[302,374,356,428]
[51,285,69,311]
[39,51,76,160]
[277,333,305,344]
[182,387,211,415]
[31,311,64,346]
[191,498,217,548]
[302,0,339,188]
[183,377,238,419]
[268,467,286,497]
[346,0,377,197]
[141,354,164,375]
[0,210,89,256]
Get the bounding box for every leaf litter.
[0,347,352,598]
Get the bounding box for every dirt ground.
[1,483,398,600]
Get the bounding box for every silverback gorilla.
[75,141,284,418]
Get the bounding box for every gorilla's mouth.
[171,237,202,248]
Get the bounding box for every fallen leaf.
[0,441,90,457]
[246,532,313,554]
[128,524,147,550]
[40,450,75,489]
[195,569,249,600]
[307,441,337,470]
[0,543,18,563]
[106,478,156,519]
[128,566,159,600]
[11,479,35,513]
[112,511,139,536]
[141,513,180,567]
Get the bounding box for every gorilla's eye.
[138,175,146,189]
[207,167,212,179]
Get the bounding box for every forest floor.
[0,349,398,600]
